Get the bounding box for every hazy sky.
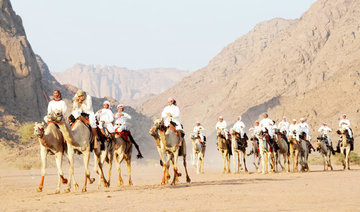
[12,0,317,73]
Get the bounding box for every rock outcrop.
[0,0,47,121]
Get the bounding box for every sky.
[11,0,317,73]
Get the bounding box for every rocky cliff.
[0,0,47,121]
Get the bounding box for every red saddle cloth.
[115,129,131,143]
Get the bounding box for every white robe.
[233,121,245,138]
[339,118,352,138]
[278,121,289,137]
[216,121,228,139]
[297,122,310,141]
[44,99,67,122]
[193,125,205,141]
[114,112,131,132]
[71,94,96,128]
[289,124,298,139]
[318,126,332,145]
[97,109,115,133]
[161,104,182,130]
[260,118,274,138]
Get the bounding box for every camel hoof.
[54,190,60,194]
[186,176,191,183]
[82,187,87,192]
[161,181,166,185]
[36,187,43,192]
[89,178,95,184]
[170,182,176,186]
[129,182,133,186]
[74,184,79,190]
[64,188,70,193]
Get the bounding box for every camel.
[248,136,260,172]
[113,133,133,186]
[274,129,290,172]
[50,110,108,192]
[191,132,206,174]
[150,119,191,185]
[256,130,273,174]
[216,129,231,174]
[93,134,114,189]
[230,128,248,173]
[316,136,333,171]
[298,133,310,172]
[337,128,352,170]
[288,134,300,172]
[33,122,68,194]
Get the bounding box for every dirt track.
[1,160,359,212]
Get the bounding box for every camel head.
[337,127,348,135]
[152,118,165,131]
[34,122,45,138]
[48,109,64,123]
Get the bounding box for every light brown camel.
[33,122,68,194]
[216,129,231,174]
[150,119,191,185]
[50,110,108,192]
[191,132,206,174]
[337,128,352,170]
[288,134,300,172]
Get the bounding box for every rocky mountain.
[0,0,47,121]
[52,64,190,106]
[140,0,360,149]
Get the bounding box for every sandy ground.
[0,157,360,212]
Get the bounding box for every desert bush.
[15,122,35,143]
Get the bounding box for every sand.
[0,159,359,212]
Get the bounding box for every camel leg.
[196,154,201,174]
[192,150,196,166]
[221,151,226,173]
[125,159,132,186]
[93,151,101,189]
[82,151,93,192]
[115,154,124,186]
[329,154,333,170]
[237,152,241,173]
[171,152,180,185]
[243,151,248,173]
[65,147,78,193]
[96,153,109,188]
[227,153,231,174]
[108,152,113,186]
[37,145,47,192]
[54,152,67,194]
[232,150,237,174]
[201,155,205,174]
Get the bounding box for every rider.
[288,119,298,142]
[96,100,115,137]
[216,116,228,140]
[114,104,143,158]
[278,116,290,138]
[249,121,262,140]
[233,116,246,139]
[297,118,315,152]
[260,113,274,139]
[45,90,78,147]
[71,89,99,148]
[318,122,335,154]
[338,114,354,151]
[193,121,206,143]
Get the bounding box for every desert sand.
[0,158,359,212]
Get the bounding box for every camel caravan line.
[33,90,355,193]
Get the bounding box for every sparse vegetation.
[15,122,35,143]
[333,151,360,166]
